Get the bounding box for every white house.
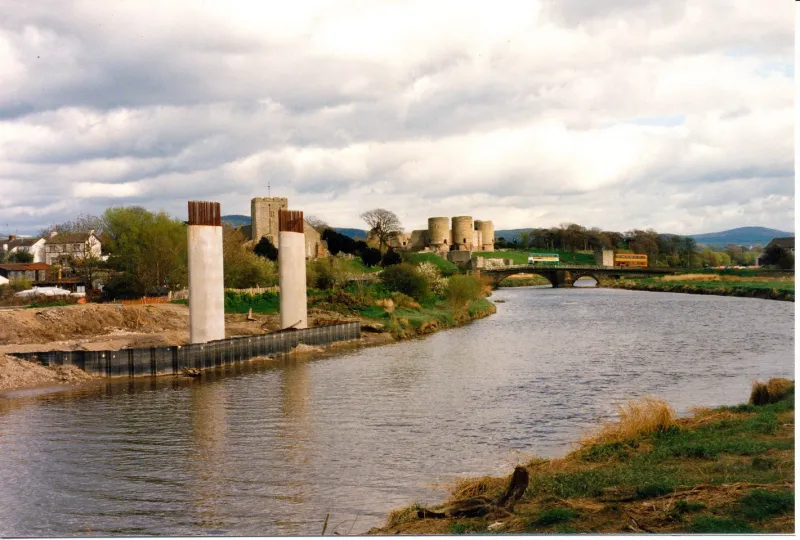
[44,230,103,266]
[1,235,47,263]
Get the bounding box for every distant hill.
[224,217,789,248]
[335,228,368,240]
[689,227,793,247]
[222,215,368,239]
[495,228,533,241]
[221,214,251,227]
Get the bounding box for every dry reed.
[749,378,794,405]
[581,397,676,446]
[662,274,720,281]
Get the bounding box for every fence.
[10,322,361,378]
[118,296,172,305]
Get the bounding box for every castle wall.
[472,229,482,251]
[409,230,429,251]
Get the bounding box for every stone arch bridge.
[480,264,676,288]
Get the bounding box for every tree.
[43,213,105,236]
[760,245,794,269]
[254,236,278,261]
[676,236,697,268]
[223,227,277,288]
[0,249,5,263]
[103,206,188,296]
[72,254,104,287]
[518,231,532,249]
[360,208,403,253]
[8,250,34,263]
[305,215,330,234]
[322,229,358,256]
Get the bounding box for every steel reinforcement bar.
[9,322,361,377]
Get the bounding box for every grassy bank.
[602,274,794,301]
[175,284,496,340]
[474,249,596,265]
[372,380,794,534]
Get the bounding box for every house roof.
[766,237,794,249]
[47,232,95,244]
[5,237,42,249]
[0,262,50,271]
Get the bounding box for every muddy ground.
[0,303,359,354]
[0,354,96,390]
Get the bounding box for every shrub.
[225,254,277,288]
[253,236,278,261]
[103,272,146,300]
[379,263,430,301]
[392,292,420,310]
[224,291,279,314]
[381,249,402,267]
[749,378,794,405]
[307,258,347,290]
[360,247,382,267]
[415,261,448,296]
[446,275,483,308]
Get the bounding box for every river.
[0,286,793,536]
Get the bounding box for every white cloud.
[0,0,793,235]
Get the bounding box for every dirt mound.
[0,354,95,390]
[0,303,189,345]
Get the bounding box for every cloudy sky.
[0,0,794,236]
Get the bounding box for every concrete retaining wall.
[11,322,361,378]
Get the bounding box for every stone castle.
[250,196,494,263]
[388,216,495,260]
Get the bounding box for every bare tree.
[42,213,105,237]
[360,208,403,252]
[305,215,330,233]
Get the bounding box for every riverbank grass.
[372,379,794,535]
[603,274,794,301]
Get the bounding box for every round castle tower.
[451,216,473,251]
[474,220,495,252]
[427,217,450,248]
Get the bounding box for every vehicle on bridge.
[614,253,648,268]
[527,254,560,265]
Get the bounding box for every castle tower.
[451,216,474,251]
[474,220,495,252]
[251,197,288,247]
[428,217,450,248]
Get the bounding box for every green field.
[403,252,459,275]
[473,249,596,265]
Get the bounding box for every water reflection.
[188,380,230,532]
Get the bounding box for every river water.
[0,286,793,536]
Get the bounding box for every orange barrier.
[119,296,171,305]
